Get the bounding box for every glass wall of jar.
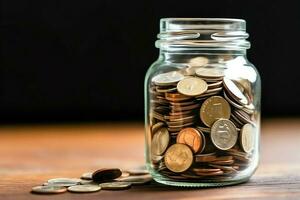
[144,18,261,187]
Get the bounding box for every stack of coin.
[149,66,257,181]
[31,167,152,194]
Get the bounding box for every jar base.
[148,167,251,187]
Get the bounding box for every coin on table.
[152,71,184,86]
[200,96,231,127]
[125,169,149,176]
[92,168,122,182]
[99,182,132,190]
[116,174,152,185]
[47,178,81,187]
[240,123,255,153]
[223,78,248,105]
[68,185,101,193]
[177,77,208,96]
[195,67,224,78]
[211,119,238,150]
[164,143,193,173]
[151,127,170,156]
[176,128,204,153]
[31,185,67,194]
[81,172,93,180]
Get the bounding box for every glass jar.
[144,18,261,187]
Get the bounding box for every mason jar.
[144,18,261,187]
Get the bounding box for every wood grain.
[0,119,300,200]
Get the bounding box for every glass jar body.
[144,51,261,187]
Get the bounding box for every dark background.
[1,0,300,123]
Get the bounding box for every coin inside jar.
[240,123,255,153]
[223,78,248,105]
[176,128,204,153]
[164,143,193,173]
[211,119,238,150]
[151,127,170,156]
[152,71,184,86]
[177,77,208,96]
[200,96,231,127]
[195,67,224,78]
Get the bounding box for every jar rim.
[157,18,250,51]
[160,18,246,32]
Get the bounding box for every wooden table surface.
[1,119,300,200]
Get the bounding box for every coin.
[165,92,192,102]
[81,172,93,180]
[211,119,238,150]
[176,128,203,153]
[31,185,67,194]
[151,127,170,156]
[200,96,231,127]
[99,182,132,190]
[240,123,255,153]
[164,144,193,173]
[68,185,101,193]
[151,122,165,134]
[195,152,217,162]
[195,68,224,78]
[223,78,248,105]
[152,71,184,86]
[116,175,152,185]
[177,77,208,96]
[189,56,209,67]
[92,168,122,182]
[47,178,81,187]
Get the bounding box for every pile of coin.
[149,66,257,181]
[31,167,151,194]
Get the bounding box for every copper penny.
[176,128,203,153]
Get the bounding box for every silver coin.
[116,175,152,185]
[99,182,132,190]
[81,172,93,180]
[47,178,81,187]
[68,185,101,193]
[223,78,248,105]
[211,119,238,150]
[152,71,184,86]
[31,185,67,194]
[240,123,255,153]
[196,67,224,78]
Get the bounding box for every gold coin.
[211,119,238,150]
[176,128,203,153]
[195,67,224,78]
[240,123,255,153]
[200,96,231,127]
[31,185,67,194]
[223,78,248,105]
[164,144,193,173]
[152,71,184,86]
[177,77,208,96]
[151,127,170,156]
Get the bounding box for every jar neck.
[159,49,247,63]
